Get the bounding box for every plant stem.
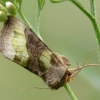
[18,10,35,32]
[70,0,93,21]
[35,6,43,41]
[89,0,100,48]
[35,6,40,35]
[90,0,95,17]
[91,18,100,46]
[70,0,100,48]
[18,10,43,40]
[64,84,78,100]
[17,8,43,40]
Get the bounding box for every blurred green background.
[0,0,100,100]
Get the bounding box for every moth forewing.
[0,16,69,89]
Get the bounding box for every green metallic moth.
[0,16,97,90]
[0,16,72,89]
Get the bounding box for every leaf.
[50,0,67,3]
[38,0,45,10]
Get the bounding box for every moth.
[0,16,98,90]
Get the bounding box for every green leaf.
[38,0,45,10]
[50,0,67,3]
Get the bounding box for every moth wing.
[54,52,71,66]
[24,27,46,57]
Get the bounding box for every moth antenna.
[84,64,100,67]
[20,86,49,91]
[70,50,96,78]
[68,62,80,73]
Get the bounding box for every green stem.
[70,0,100,48]
[64,84,78,100]
[35,6,43,41]
[90,0,95,17]
[17,10,35,33]
[89,1,100,47]
[91,18,100,46]
[17,9,43,40]
[70,0,93,21]
[35,6,40,34]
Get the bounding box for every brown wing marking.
[24,28,45,76]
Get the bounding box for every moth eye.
[68,72,71,76]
